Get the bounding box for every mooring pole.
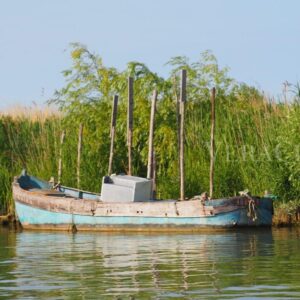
[179,69,187,200]
[152,151,157,199]
[173,75,180,173]
[77,123,83,189]
[209,87,216,199]
[127,77,134,175]
[174,76,181,183]
[147,90,158,179]
[108,95,119,175]
[58,130,65,184]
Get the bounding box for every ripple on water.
[0,228,300,299]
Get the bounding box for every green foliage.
[281,199,300,212]
[1,45,300,213]
[274,103,300,199]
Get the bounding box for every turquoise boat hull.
[13,172,274,231]
[15,201,273,231]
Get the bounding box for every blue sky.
[1,0,299,109]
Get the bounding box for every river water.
[0,228,299,299]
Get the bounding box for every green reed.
[0,46,299,213]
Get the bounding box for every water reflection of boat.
[4,230,274,299]
[13,171,274,231]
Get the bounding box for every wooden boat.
[13,170,274,231]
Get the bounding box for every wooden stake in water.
[77,123,83,189]
[209,87,216,199]
[108,95,119,175]
[58,130,65,184]
[127,77,134,176]
[147,90,158,179]
[179,69,187,201]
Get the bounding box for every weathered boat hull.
[13,172,274,231]
[15,201,247,231]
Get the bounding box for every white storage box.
[100,175,152,202]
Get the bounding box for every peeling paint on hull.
[13,172,274,232]
[15,201,272,232]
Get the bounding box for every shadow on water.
[0,227,300,299]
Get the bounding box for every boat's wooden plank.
[28,189,66,197]
[13,183,245,219]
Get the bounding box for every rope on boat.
[239,190,257,222]
[247,199,257,221]
[69,199,77,233]
[49,176,61,190]
[174,202,180,216]
[52,183,61,189]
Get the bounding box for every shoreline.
[0,214,19,228]
[272,208,300,227]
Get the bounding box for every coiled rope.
[240,190,257,222]
[247,198,257,221]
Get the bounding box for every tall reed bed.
[0,46,299,213]
[0,112,61,212]
[0,92,296,214]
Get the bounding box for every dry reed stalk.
[0,104,61,122]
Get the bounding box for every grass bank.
[273,200,300,226]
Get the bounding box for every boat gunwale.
[12,179,246,220]
[13,175,256,205]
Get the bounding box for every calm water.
[0,228,300,299]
